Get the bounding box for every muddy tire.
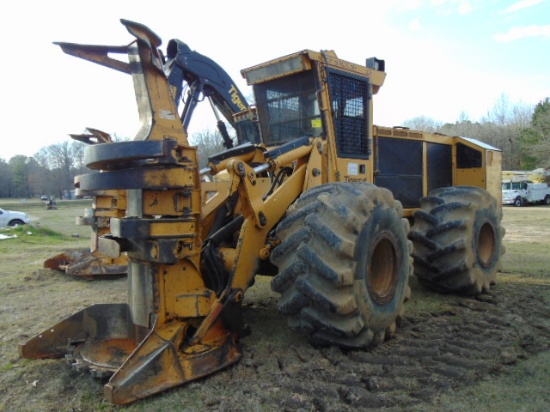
[409,186,504,295]
[270,183,412,349]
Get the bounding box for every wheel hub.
[477,222,496,268]
[368,233,399,305]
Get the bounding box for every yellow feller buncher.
[43,130,129,279]
[20,20,504,404]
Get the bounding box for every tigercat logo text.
[229,85,248,112]
[344,176,369,182]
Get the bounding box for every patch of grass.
[14,224,64,239]
[0,200,91,256]
[0,363,15,373]
[499,272,550,286]
[501,241,549,280]
[501,206,550,281]
[407,351,550,412]
[0,224,67,248]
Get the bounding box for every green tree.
[9,155,31,198]
[528,98,550,168]
[532,98,550,137]
[516,127,543,170]
[0,159,13,198]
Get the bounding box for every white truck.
[502,180,550,206]
[0,208,32,227]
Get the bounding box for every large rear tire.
[270,183,412,349]
[409,186,504,295]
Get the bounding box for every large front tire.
[270,183,412,349]
[409,186,504,295]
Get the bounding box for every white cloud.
[501,0,544,14]
[409,17,422,31]
[429,0,475,14]
[494,25,550,41]
[394,0,424,11]
[458,1,473,14]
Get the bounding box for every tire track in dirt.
[228,283,550,411]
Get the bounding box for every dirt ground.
[0,204,549,411]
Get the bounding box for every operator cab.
[241,50,386,154]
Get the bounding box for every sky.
[1,0,549,161]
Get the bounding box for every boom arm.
[165,39,260,146]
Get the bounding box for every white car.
[0,208,31,228]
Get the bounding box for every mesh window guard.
[328,71,371,158]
